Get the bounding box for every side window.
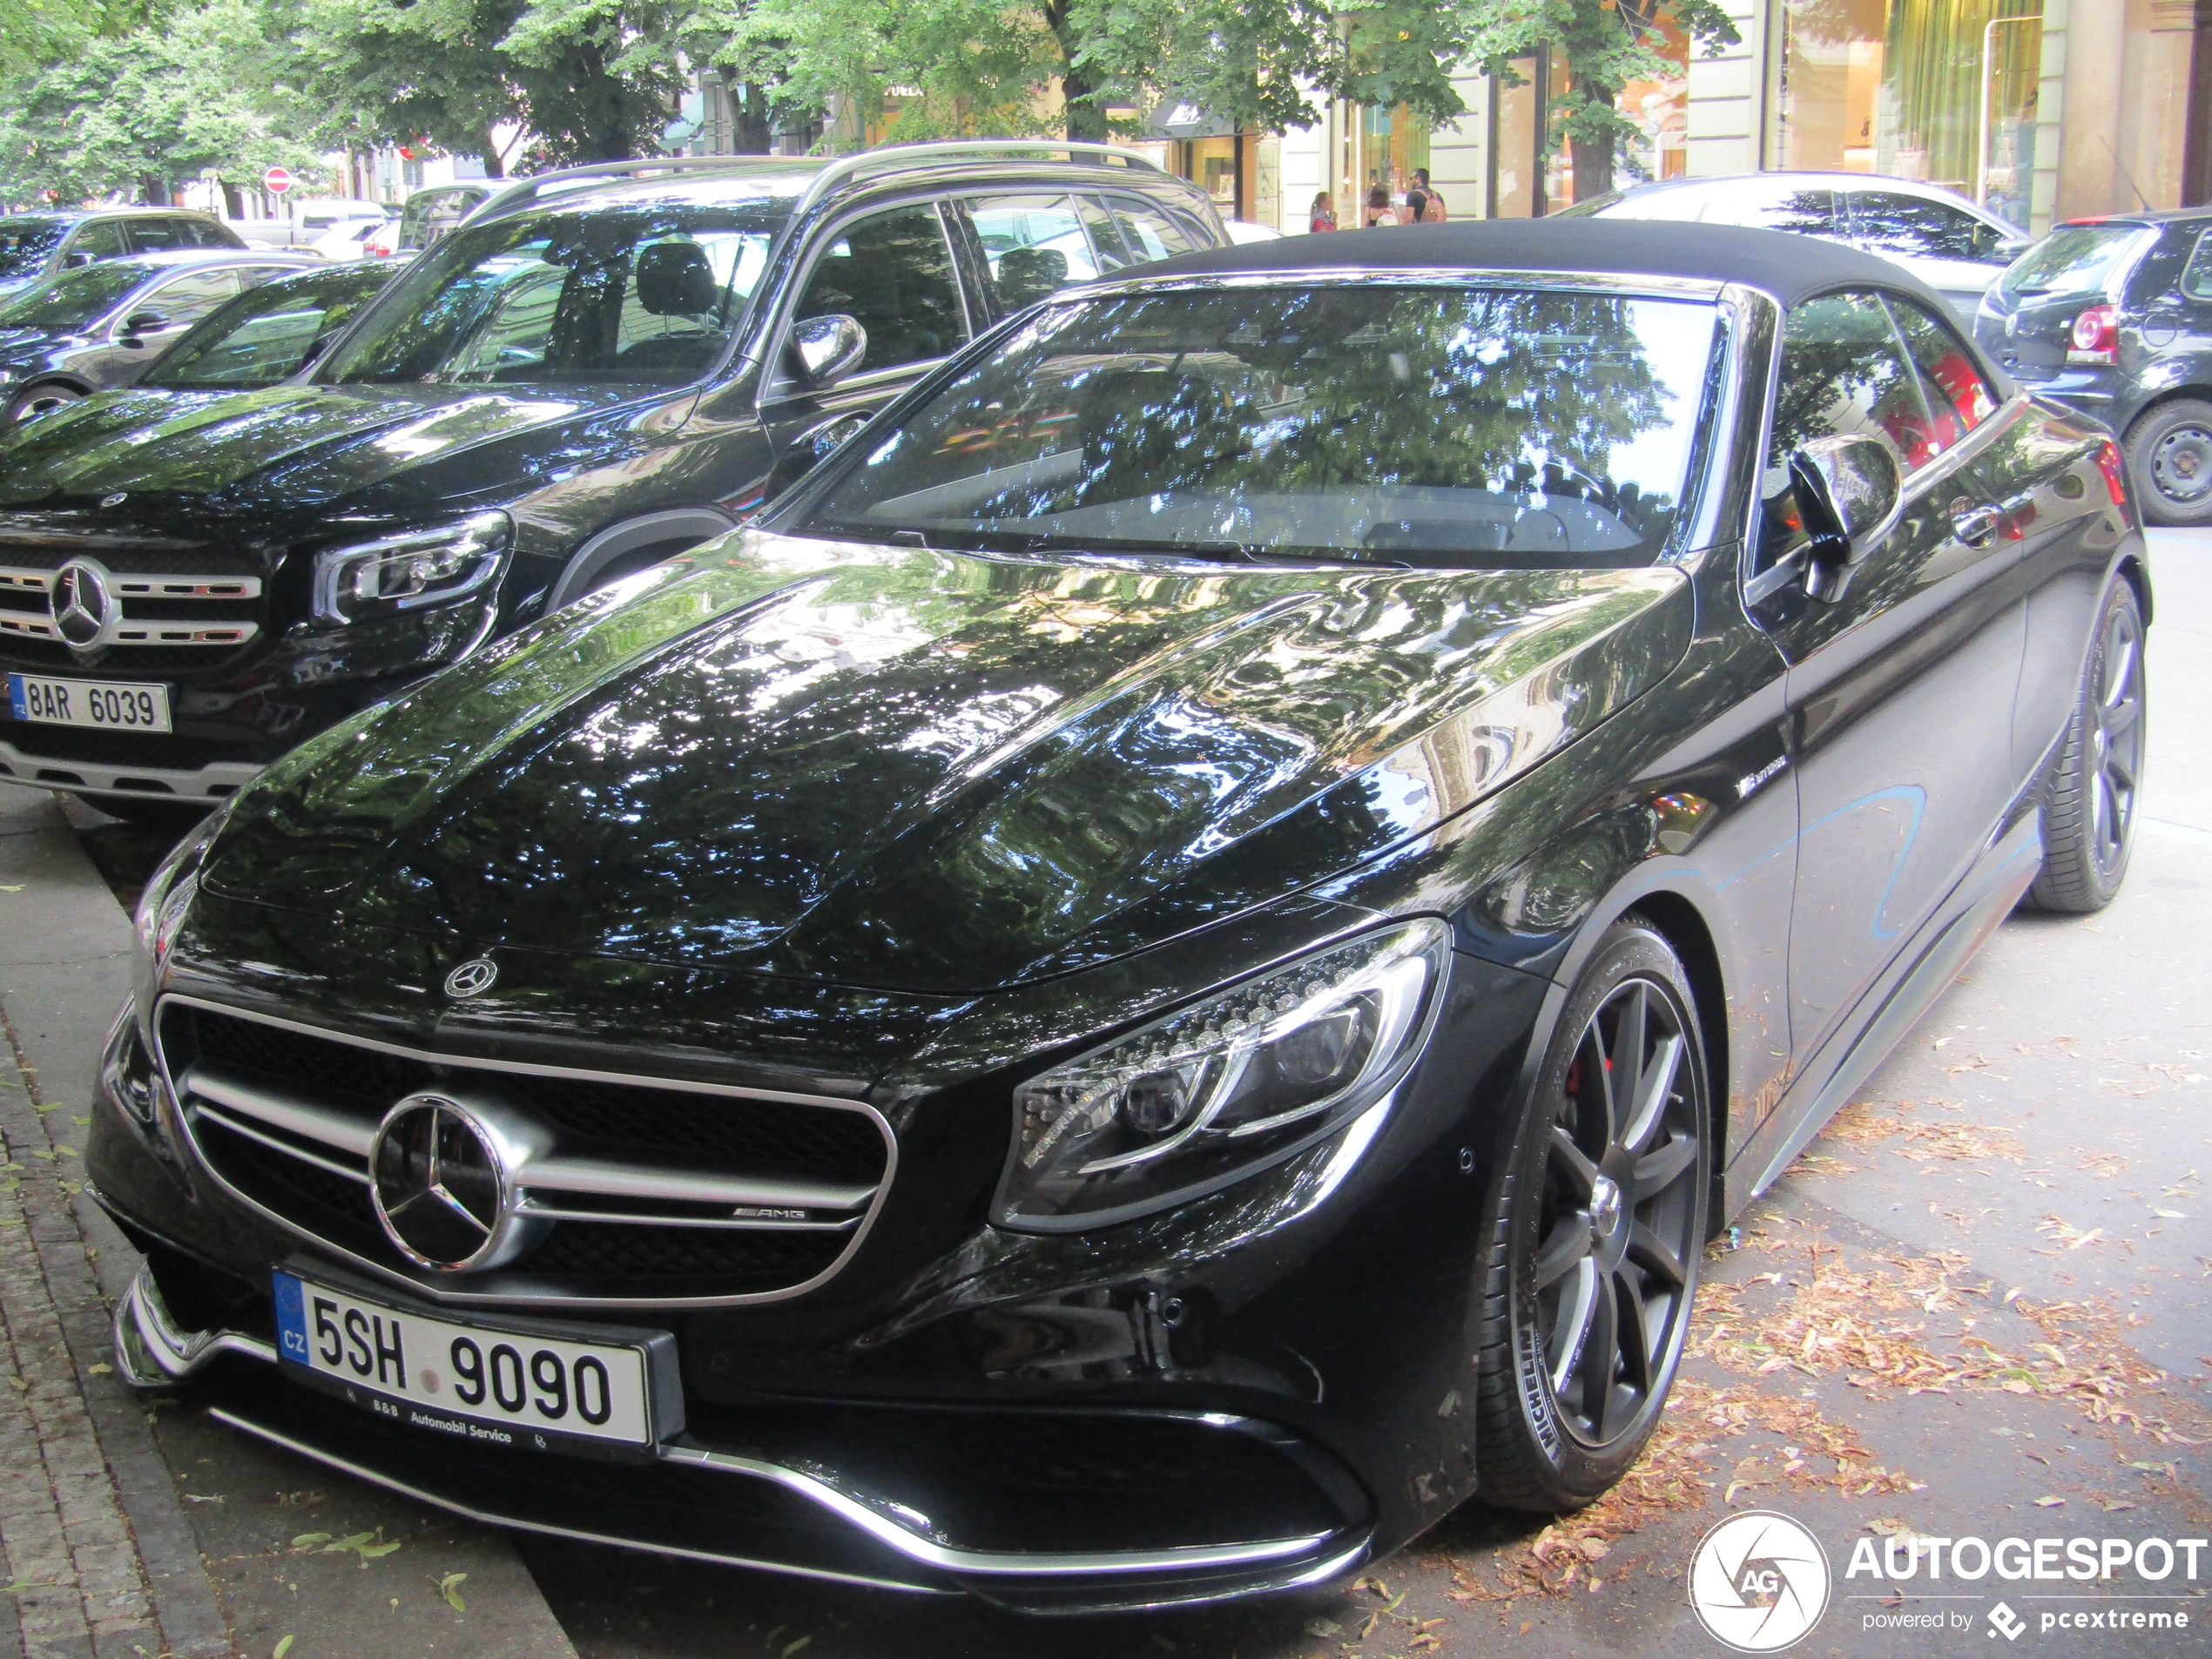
[1851,192,2000,263]
[2180,230,2212,300]
[1707,183,1838,236]
[793,205,966,375]
[1764,291,1937,562]
[1077,198,1132,272]
[141,269,243,327]
[1108,198,1197,265]
[189,218,238,248]
[968,194,1101,314]
[1885,296,1998,445]
[64,220,127,263]
[126,218,190,253]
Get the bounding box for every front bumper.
[111,1257,1371,1614]
[0,592,500,806]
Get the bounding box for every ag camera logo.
[1689,1511,1832,1652]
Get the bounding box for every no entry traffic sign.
[263,165,293,195]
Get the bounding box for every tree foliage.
[1462,0,1739,198]
[0,0,326,205]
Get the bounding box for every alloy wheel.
[2151,423,2212,506]
[1531,975,1703,1449]
[2089,602,2144,880]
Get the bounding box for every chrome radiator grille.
[0,564,262,651]
[155,996,896,1309]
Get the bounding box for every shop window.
[1771,0,2041,229]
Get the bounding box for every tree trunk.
[221,181,244,218]
[482,132,505,179]
[139,172,169,206]
[1568,84,1617,200]
[732,78,775,154]
[1042,0,1109,141]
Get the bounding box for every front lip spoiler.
[0,737,260,804]
[113,1264,1372,1613]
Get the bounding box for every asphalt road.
[50,531,2212,1659]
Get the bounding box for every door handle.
[1951,503,2002,548]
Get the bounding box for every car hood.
[204,530,1694,995]
[0,381,651,515]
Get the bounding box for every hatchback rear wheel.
[2126,398,2212,526]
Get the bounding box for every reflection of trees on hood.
[957,289,1689,543]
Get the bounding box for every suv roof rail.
[463,156,774,226]
[791,140,1163,220]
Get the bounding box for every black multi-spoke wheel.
[2030,577,2146,913]
[1474,918,1710,1511]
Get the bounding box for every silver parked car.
[1562,172,2032,321]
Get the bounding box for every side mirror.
[64,250,97,268]
[120,309,170,338]
[1790,433,1903,601]
[789,314,867,390]
[1994,234,2033,263]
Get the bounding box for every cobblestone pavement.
[0,917,231,1656]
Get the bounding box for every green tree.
[698,0,1491,150]
[1462,0,1739,199]
[0,0,324,204]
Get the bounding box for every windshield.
[2002,224,2150,297]
[146,268,391,388]
[0,219,66,280]
[786,286,1723,570]
[0,261,152,333]
[320,204,782,388]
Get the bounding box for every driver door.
[1746,288,2024,1092]
[758,202,973,498]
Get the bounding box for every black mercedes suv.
[0,145,1224,823]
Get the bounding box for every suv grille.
[0,563,263,654]
[158,999,894,1307]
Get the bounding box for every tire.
[4,381,83,428]
[2124,398,2212,526]
[85,796,214,838]
[2027,577,2145,914]
[1473,918,1712,1513]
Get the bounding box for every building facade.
[1262,0,2209,235]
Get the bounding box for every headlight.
[131,810,225,1040]
[995,920,1451,1231]
[311,510,509,625]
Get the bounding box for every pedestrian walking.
[1309,191,1338,232]
[1365,185,1398,227]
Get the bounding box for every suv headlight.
[311,510,509,625]
[995,920,1451,1231]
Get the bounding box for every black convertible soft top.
[1137,218,1954,314]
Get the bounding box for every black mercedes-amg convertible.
[88,220,2145,1612]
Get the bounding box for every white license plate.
[272,1271,658,1450]
[7,672,171,733]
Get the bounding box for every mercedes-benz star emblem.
[443,957,498,998]
[51,559,113,651]
[369,1095,508,1270]
[98,492,127,509]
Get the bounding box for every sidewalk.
[0,786,580,1659]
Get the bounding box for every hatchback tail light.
[2068,304,2119,364]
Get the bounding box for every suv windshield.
[788,285,1722,569]
[2002,224,2151,297]
[398,186,487,251]
[0,261,152,333]
[146,267,390,388]
[0,218,66,280]
[320,204,785,389]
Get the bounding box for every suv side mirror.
[789,314,867,390]
[1791,433,1903,600]
[1994,233,2033,263]
[119,309,169,340]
